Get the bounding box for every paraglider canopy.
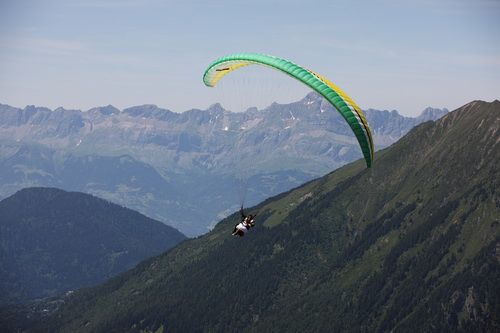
[203,53,374,168]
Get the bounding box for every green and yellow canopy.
[203,53,374,167]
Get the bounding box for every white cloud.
[1,36,86,55]
[66,0,165,9]
[0,36,141,66]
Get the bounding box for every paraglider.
[231,206,256,237]
[203,53,374,236]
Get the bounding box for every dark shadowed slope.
[0,187,186,305]
[11,100,499,332]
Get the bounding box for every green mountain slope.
[22,100,500,332]
[0,188,186,305]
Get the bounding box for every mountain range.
[3,99,496,332]
[0,93,448,235]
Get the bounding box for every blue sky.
[0,0,499,116]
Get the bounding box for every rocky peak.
[88,105,120,116]
[417,107,449,122]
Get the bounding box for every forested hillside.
[0,188,186,305]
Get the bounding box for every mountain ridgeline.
[0,188,186,305]
[0,94,448,236]
[19,100,499,332]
